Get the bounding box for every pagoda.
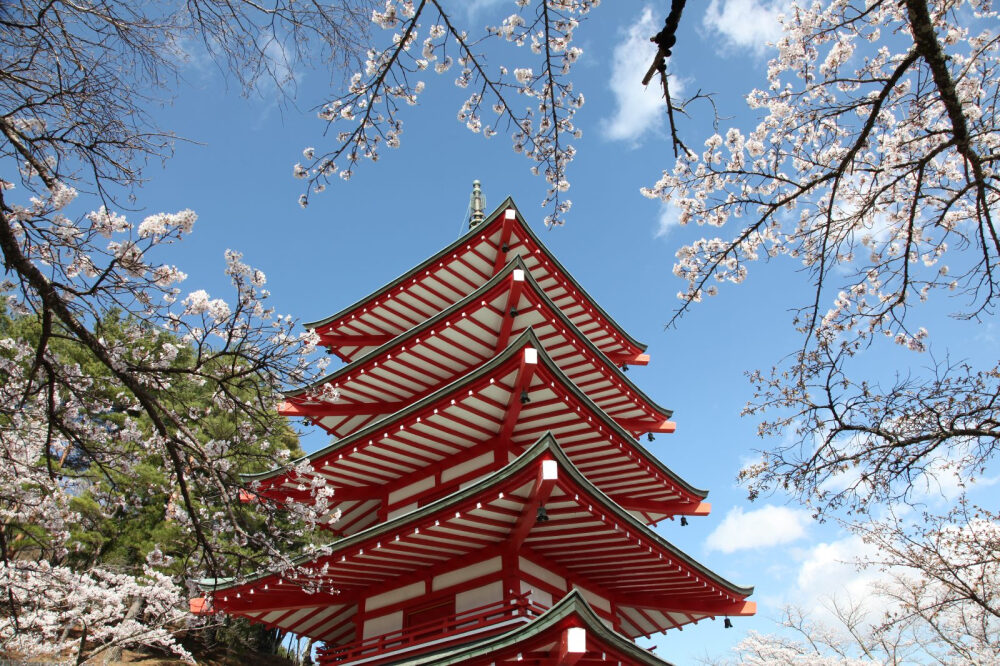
[193,192,755,664]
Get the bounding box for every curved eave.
[541,434,752,599]
[304,198,646,355]
[202,433,753,601]
[285,255,671,422]
[286,261,518,397]
[527,330,702,498]
[403,590,676,666]
[497,198,646,354]
[243,329,536,484]
[245,328,703,502]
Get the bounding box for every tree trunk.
[102,597,144,663]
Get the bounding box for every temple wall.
[367,581,425,612]
[363,610,402,639]
[455,580,503,613]
[432,556,502,591]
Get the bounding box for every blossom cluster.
[1,175,334,657]
[642,0,999,352]
[299,0,598,224]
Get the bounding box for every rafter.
[496,269,527,352]
[508,458,558,552]
[492,209,517,274]
[610,499,711,517]
[616,418,676,434]
[498,347,540,443]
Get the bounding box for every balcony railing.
[317,593,549,664]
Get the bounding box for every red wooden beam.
[214,589,342,613]
[278,400,406,418]
[508,458,558,551]
[291,605,340,636]
[616,418,676,434]
[495,269,526,352]
[329,544,508,611]
[518,546,620,614]
[619,597,756,617]
[492,210,517,274]
[497,347,539,443]
[608,352,650,366]
[609,499,711,517]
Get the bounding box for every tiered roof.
[280,258,671,440]
[203,437,753,643]
[307,202,648,366]
[198,199,754,664]
[250,332,703,533]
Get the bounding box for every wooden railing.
[317,593,548,664]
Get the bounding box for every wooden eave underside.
[250,331,702,530]
[207,436,753,643]
[400,590,676,666]
[283,257,671,441]
[306,201,646,365]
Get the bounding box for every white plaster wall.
[432,556,501,591]
[572,583,612,612]
[363,610,402,639]
[386,501,417,520]
[388,475,435,505]
[519,556,566,590]
[455,581,503,613]
[519,581,553,609]
[367,581,425,611]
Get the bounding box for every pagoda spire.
[469,179,485,228]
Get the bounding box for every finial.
[469,180,485,229]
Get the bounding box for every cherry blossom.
[299,0,597,225]
[641,0,999,517]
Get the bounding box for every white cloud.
[703,0,789,53]
[974,322,997,344]
[784,534,889,624]
[603,7,681,143]
[655,204,681,238]
[706,505,812,553]
[464,0,507,19]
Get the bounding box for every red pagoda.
[193,193,755,664]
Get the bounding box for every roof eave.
[206,432,752,600]
[285,254,671,418]
[246,329,701,500]
[403,589,677,666]
[303,197,646,354]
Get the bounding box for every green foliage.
[2,304,309,654]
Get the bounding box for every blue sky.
[121,1,998,662]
